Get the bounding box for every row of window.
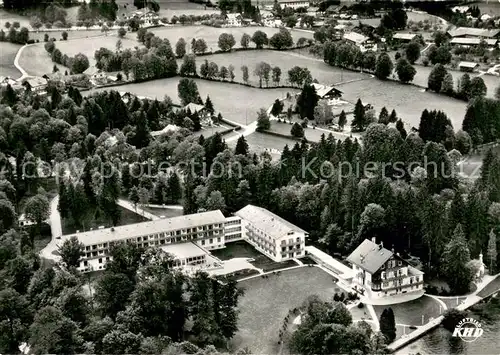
[381,259,403,269]
[82,224,224,251]
[225,226,242,234]
[225,233,242,241]
[280,237,302,246]
[224,219,241,226]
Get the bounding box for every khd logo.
[452,318,483,342]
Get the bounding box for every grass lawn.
[0,9,31,29]
[409,65,498,100]
[232,266,342,354]
[0,42,21,78]
[211,240,298,272]
[19,43,69,77]
[242,131,292,153]
[29,29,105,41]
[477,275,500,298]
[140,206,184,218]
[195,49,368,88]
[149,26,313,53]
[373,295,443,327]
[54,34,139,68]
[269,121,352,143]
[336,77,467,132]
[350,303,371,321]
[61,205,147,235]
[406,11,448,31]
[438,296,467,310]
[89,77,298,125]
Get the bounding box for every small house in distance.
[347,238,424,303]
[458,61,480,72]
[312,83,342,100]
[224,13,243,27]
[392,32,417,42]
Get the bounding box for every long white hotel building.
[57,205,307,272]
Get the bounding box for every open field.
[269,121,353,143]
[336,77,467,131]
[89,78,298,125]
[62,205,148,235]
[373,295,443,327]
[0,9,31,29]
[474,1,500,16]
[115,0,216,21]
[149,26,314,52]
[410,65,499,100]
[243,132,291,152]
[18,43,69,77]
[0,42,21,78]
[232,266,341,354]
[29,29,106,41]
[54,33,139,68]
[195,50,368,87]
[406,10,448,31]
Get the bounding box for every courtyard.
[211,240,297,272]
[232,266,342,354]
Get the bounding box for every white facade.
[225,13,242,27]
[279,0,309,10]
[347,239,424,299]
[235,205,307,262]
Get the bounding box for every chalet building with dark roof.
[347,238,424,299]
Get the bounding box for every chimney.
[371,237,376,243]
[379,241,383,250]
[397,252,400,257]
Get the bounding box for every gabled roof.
[393,33,417,41]
[447,27,500,38]
[343,31,368,44]
[226,13,242,20]
[311,83,342,98]
[235,205,307,240]
[184,103,206,113]
[346,239,393,274]
[458,61,479,68]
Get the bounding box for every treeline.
[179,54,313,89]
[1,0,74,10]
[0,26,30,44]
[78,0,119,22]
[0,226,243,354]
[427,64,488,102]
[44,40,90,74]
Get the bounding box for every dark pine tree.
[235,135,249,156]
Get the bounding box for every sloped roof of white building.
[235,205,307,240]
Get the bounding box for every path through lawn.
[232,266,341,354]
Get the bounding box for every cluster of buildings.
[58,205,307,273]
[1,75,48,95]
[447,27,500,48]
[57,200,427,302]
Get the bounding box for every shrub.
[54,20,64,28]
[44,34,49,42]
[357,302,364,308]
[61,31,68,40]
[45,22,52,29]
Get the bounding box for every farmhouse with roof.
[224,13,243,27]
[347,238,424,300]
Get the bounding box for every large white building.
[234,205,307,262]
[58,205,305,273]
[58,210,231,272]
[347,238,424,298]
[278,0,309,10]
